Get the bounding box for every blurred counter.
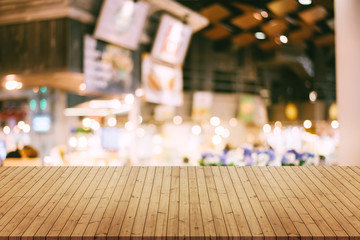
[2,158,42,166]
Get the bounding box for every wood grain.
[0,166,358,240]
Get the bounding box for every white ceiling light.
[298,0,312,5]
[303,120,312,129]
[309,91,317,102]
[4,74,22,90]
[255,32,266,40]
[260,10,269,18]
[5,80,22,90]
[279,35,288,44]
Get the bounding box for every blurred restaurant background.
[0,0,358,166]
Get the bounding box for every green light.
[40,99,47,110]
[29,99,37,111]
[40,87,47,93]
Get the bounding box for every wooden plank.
[0,167,29,194]
[21,167,84,238]
[143,167,164,238]
[227,167,263,239]
[244,167,288,239]
[25,21,37,72]
[43,167,100,240]
[94,167,131,239]
[55,18,67,68]
[267,167,324,239]
[236,167,276,239]
[312,167,360,225]
[155,167,171,238]
[274,167,337,240]
[195,167,216,239]
[33,167,94,239]
[0,167,36,208]
[9,167,76,238]
[0,166,359,240]
[188,167,204,238]
[251,167,299,239]
[228,167,264,239]
[0,167,38,200]
[0,19,69,74]
[300,167,360,236]
[56,167,109,239]
[131,167,156,239]
[211,167,240,238]
[286,167,350,239]
[81,167,123,240]
[107,167,140,238]
[0,1,95,25]
[0,167,60,236]
[71,167,116,239]
[57,167,110,239]
[332,167,360,192]
[307,167,360,224]
[119,167,148,238]
[0,166,12,176]
[203,167,228,239]
[340,166,360,187]
[259,167,312,240]
[0,167,21,187]
[218,167,252,239]
[318,167,360,207]
[350,166,360,178]
[178,166,190,238]
[166,167,180,239]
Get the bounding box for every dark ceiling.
[174,0,335,103]
[176,0,334,50]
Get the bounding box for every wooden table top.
[0,166,359,240]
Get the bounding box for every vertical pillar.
[53,90,67,147]
[128,95,140,165]
[335,0,360,165]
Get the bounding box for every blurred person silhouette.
[5,148,21,158]
[6,145,39,158]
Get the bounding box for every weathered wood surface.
[0,166,359,240]
[0,0,100,25]
[0,18,91,93]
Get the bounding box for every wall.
[0,18,93,75]
[0,19,68,75]
[269,101,327,123]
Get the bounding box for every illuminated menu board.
[94,0,149,50]
[151,14,192,66]
[142,54,183,106]
[84,35,135,93]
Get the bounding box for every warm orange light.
[285,103,298,121]
[329,103,338,120]
[253,12,262,21]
